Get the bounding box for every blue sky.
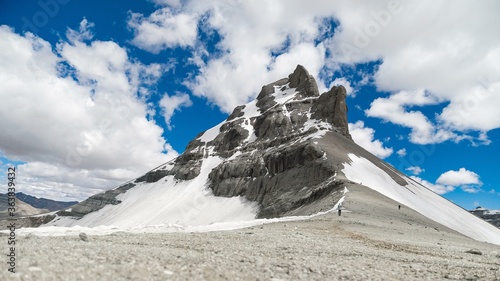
[0,0,498,210]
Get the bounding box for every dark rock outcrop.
[0,214,56,230]
[56,183,136,218]
[311,85,352,140]
[470,207,500,229]
[227,105,246,121]
[288,64,320,98]
[208,141,343,217]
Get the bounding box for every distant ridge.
[16,192,78,212]
[470,207,500,228]
[0,193,47,219]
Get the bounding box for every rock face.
[57,183,135,218]
[55,64,354,220]
[470,207,500,229]
[201,65,352,217]
[311,86,351,140]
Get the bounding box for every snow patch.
[342,153,500,245]
[199,121,224,143]
[6,195,348,237]
[47,156,258,229]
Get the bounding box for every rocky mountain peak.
[311,85,351,140]
[142,65,355,216]
[57,65,355,219]
[288,64,320,98]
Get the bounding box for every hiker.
[398,205,401,210]
[338,204,342,216]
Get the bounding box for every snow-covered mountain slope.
[31,65,500,246]
[342,153,500,245]
[50,155,258,228]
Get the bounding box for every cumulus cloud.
[436,168,482,193]
[410,176,454,195]
[406,168,482,196]
[128,1,500,145]
[396,148,406,157]
[406,166,424,175]
[348,121,393,158]
[365,90,457,144]
[159,92,193,130]
[189,42,327,112]
[66,18,94,43]
[327,0,500,140]
[129,1,340,112]
[0,22,178,200]
[129,7,199,53]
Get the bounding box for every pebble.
[79,232,89,242]
[465,249,483,255]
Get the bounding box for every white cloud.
[327,0,500,138]
[488,189,500,196]
[130,1,337,112]
[365,90,457,144]
[396,148,406,157]
[410,176,454,195]
[0,23,178,200]
[152,0,182,8]
[128,7,199,53]
[159,92,193,130]
[406,166,424,175]
[189,42,327,112]
[436,168,482,193]
[66,18,94,43]
[348,121,393,158]
[129,0,500,139]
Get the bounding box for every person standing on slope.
[338,204,342,216]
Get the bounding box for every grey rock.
[56,183,135,218]
[311,85,352,140]
[79,232,89,242]
[227,105,246,121]
[0,214,56,230]
[465,249,483,255]
[469,207,500,229]
[213,119,249,153]
[208,140,344,217]
[255,78,288,112]
[288,65,319,98]
[254,107,293,140]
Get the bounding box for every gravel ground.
[2,184,500,281]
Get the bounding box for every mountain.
[45,65,500,245]
[471,207,500,228]
[15,192,78,212]
[0,194,48,219]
